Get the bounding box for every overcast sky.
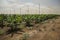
[0,0,60,14]
[0,0,60,7]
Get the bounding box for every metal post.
[39,3,40,14]
[20,8,21,14]
[10,8,11,14]
[14,9,15,14]
[27,5,29,14]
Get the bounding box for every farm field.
[0,14,60,40]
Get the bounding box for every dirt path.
[27,17,60,40]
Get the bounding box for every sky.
[0,0,60,14]
[0,0,60,7]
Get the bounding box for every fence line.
[0,4,41,14]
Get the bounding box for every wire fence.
[0,4,59,14]
[0,4,40,14]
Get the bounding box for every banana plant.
[0,14,7,28]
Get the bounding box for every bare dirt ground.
[0,16,60,40]
[27,17,60,40]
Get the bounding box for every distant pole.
[14,9,15,14]
[27,5,29,14]
[5,8,6,14]
[5,9,7,14]
[0,8,1,14]
[3,8,5,14]
[39,3,40,14]
[20,8,21,14]
[2,8,3,14]
[10,8,11,14]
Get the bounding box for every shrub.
[22,33,29,40]
[0,29,4,35]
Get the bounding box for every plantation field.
[0,14,60,40]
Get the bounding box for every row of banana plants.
[0,14,58,28]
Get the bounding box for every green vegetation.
[0,29,4,35]
[0,14,58,36]
[22,33,29,40]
